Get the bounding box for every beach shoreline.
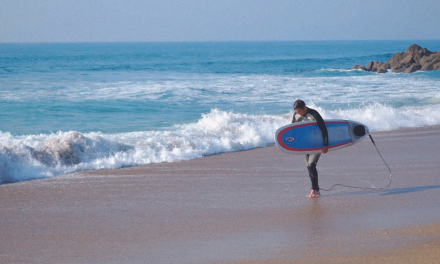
[1,125,440,263]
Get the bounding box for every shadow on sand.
[323,184,440,197]
[380,184,440,195]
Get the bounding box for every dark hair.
[293,99,306,109]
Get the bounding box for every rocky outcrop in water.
[351,44,440,73]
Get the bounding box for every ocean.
[1,40,440,184]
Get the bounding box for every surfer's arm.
[312,112,329,147]
[291,114,297,123]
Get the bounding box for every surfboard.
[275,119,369,154]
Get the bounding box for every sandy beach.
[1,125,440,263]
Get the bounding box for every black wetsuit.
[292,108,328,191]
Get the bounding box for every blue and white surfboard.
[275,119,369,154]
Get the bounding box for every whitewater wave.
[0,109,288,184]
[1,105,440,184]
[318,103,440,131]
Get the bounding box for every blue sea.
[1,40,440,184]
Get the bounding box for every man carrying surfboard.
[292,100,328,198]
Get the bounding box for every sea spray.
[2,104,440,184]
[318,103,440,131]
[0,109,289,184]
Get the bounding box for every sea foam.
[0,109,288,184]
[1,105,440,184]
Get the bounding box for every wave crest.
[2,105,440,184]
[0,110,289,184]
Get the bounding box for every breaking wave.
[1,105,440,184]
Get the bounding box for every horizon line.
[1,39,440,45]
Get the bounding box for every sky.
[1,0,440,43]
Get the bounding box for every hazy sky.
[1,0,439,43]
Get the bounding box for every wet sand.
[1,126,440,263]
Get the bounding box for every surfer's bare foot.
[307,190,320,198]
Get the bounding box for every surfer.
[292,100,329,198]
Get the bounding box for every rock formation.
[351,44,440,73]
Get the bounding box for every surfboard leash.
[320,133,392,192]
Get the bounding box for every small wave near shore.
[2,104,440,184]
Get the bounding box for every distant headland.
[351,44,440,73]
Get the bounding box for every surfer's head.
[294,100,307,116]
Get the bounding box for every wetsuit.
[292,108,328,192]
